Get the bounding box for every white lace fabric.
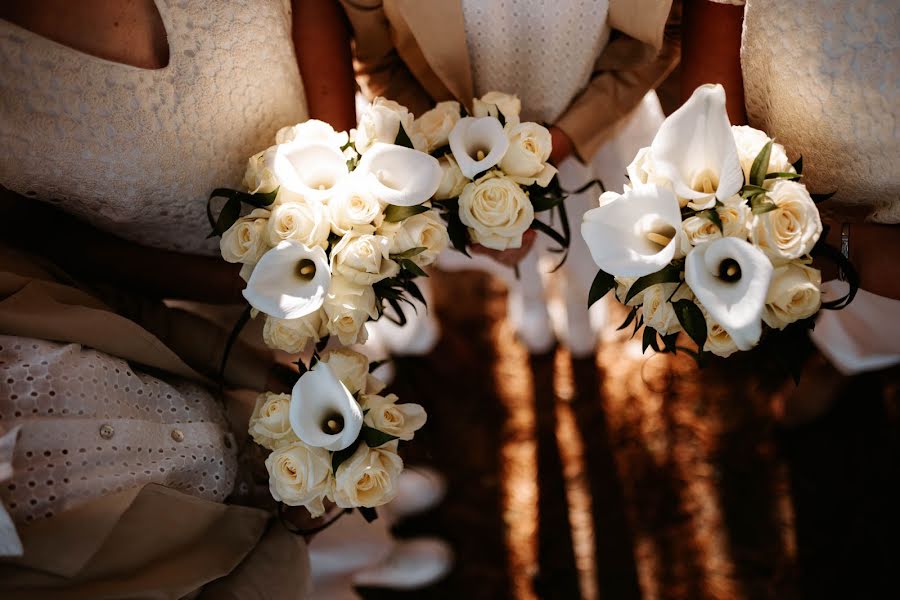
[0,336,237,524]
[460,0,611,124]
[0,0,307,255]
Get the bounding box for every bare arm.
[681,0,746,123]
[292,0,358,131]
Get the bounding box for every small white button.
[171,429,185,442]
[99,424,114,439]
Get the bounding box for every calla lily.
[685,237,774,350]
[273,141,349,202]
[448,117,510,179]
[581,185,683,278]
[242,241,330,319]
[355,142,443,206]
[289,362,363,451]
[650,84,744,210]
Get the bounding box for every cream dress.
[712,0,900,373]
[0,0,307,548]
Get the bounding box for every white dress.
[439,0,666,356]
[0,0,307,543]
[712,0,900,374]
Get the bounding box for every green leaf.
[331,439,361,472]
[791,155,803,175]
[672,299,707,351]
[642,327,661,354]
[390,246,427,260]
[588,269,616,308]
[358,506,379,523]
[624,264,682,304]
[400,258,428,278]
[749,140,772,187]
[242,187,279,208]
[403,279,427,306]
[698,208,723,233]
[740,184,768,198]
[632,315,644,339]
[530,191,565,212]
[368,359,389,373]
[384,204,430,223]
[617,306,639,331]
[749,193,778,215]
[207,196,242,238]
[661,332,679,353]
[764,172,801,181]
[496,108,506,128]
[445,202,471,256]
[811,191,836,204]
[361,425,399,448]
[394,124,415,149]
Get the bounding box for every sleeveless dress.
[710,0,900,373]
[0,0,307,549]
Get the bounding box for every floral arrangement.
[393,92,572,260]
[581,84,855,368]
[209,106,449,354]
[249,347,425,519]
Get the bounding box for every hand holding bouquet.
[413,92,574,263]
[209,102,449,354]
[581,84,856,370]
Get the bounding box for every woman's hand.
[470,229,537,268]
[548,125,574,165]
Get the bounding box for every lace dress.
[0,0,307,537]
[708,0,900,373]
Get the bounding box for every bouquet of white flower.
[249,348,425,521]
[581,84,856,370]
[411,92,573,260]
[208,102,449,355]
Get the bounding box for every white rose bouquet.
[249,348,426,522]
[581,84,857,374]
[208,100,449,355]
[414,92,575,262]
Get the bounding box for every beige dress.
[0,0,310,594]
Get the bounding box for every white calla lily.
[289,362,363,451]
[685,237,774,351]
[273,141,349,202]
[242,241,330,319]
[448,116,510,179]
[581,185,683,278]
[355,142,443,206]
[650,84,744,210]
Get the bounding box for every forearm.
[1,189,244,303]
[681,0,746,123]
[821,220,900,300]
[293,0,358,131]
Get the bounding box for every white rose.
[413,101,460,152]
[614,277,644,307]
[642,283,694,335]
[323,276,378,345]
[262,311,326,354]
[249,392,298,450]
[220,208,270,264]
[718,194,752,239]
[499,122,551,176]
[680,214,723,255]
[701,309,740,358]
[320,347,369,395]
[276,119,349,149]
[265,441,334,516]
[751,180,822,263]
[365,373,387,395]
[731,125,794,182]
[473,91,521,124]
[762,262,822,330]
[434,155,469,200]
[333,443,403,508]
[625,147,672,192]
[243,146,279,194]
[267,191,330,249]
[355,97,414,154]
[329,179,383,235]
[458,173,534,251]
[378,210,449,267]
[361,393,426,442]
[331,233,400,285]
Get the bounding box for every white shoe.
[387,467,447,521]
[508,288,556,354]
[352,538,453,590]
